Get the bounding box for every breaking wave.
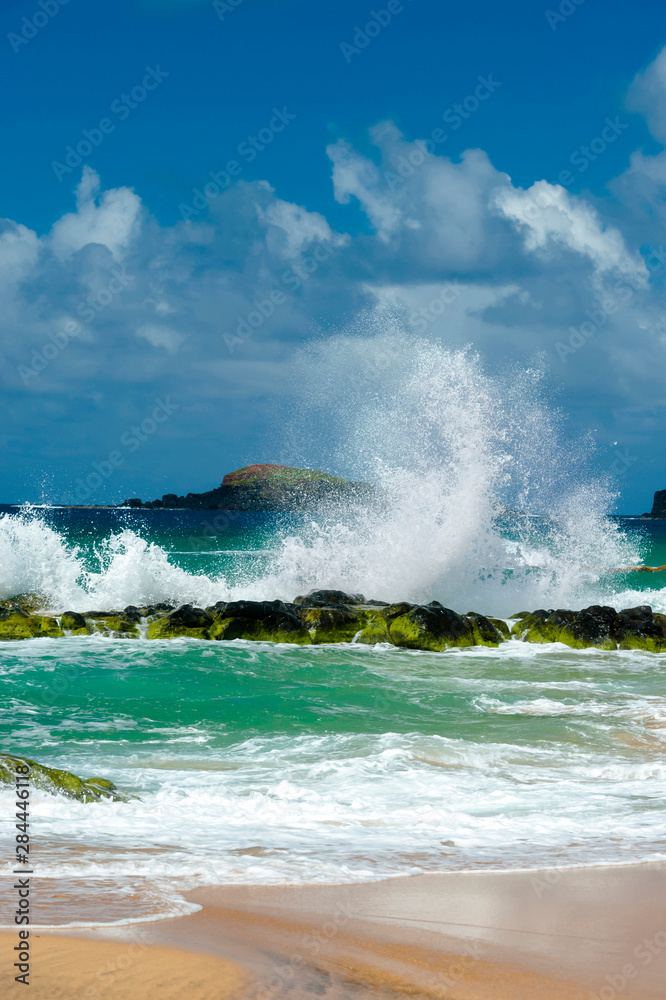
[0,329,661,615]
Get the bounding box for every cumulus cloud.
[493,180,647,289]
[328,122,510,270]
[626,45,666,143]
[49,166,142,261]
[3,45,666,504]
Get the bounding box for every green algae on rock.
[0,753,132,802]
[1,591,665,652]
[0,606,63,640]
[510,604,666,652]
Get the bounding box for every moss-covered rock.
[81,610,141,638]
[0,607,63,640]
[295,605,369,643]
[511,604,666,652]
[355,611,393,644]
[389,602,476,651]
[60,611,91,635]
[615,606,666,652]
[465,612,509,647]
[0,753,132,802]
[147,604,213,640]
[209,600,311,644]
[0,593,49,613]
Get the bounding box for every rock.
[389,602,476,651]
[511,604,666,651]
[295,605,367,643]
[615,605,666,652]
[210,600,311,644]
[465,612,509,646]
[0,593,48,613]
[0,607,63,640]
[650,490,666,518]
[0,753,133,802]
[82,612,140,638]
[147,604,214,640]
[294,589,366,607]
[121,464,376,512]
[60,611,90,635]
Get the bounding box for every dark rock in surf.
[511,604,666,652]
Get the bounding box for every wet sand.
[3,863,666,999]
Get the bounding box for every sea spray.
[257,329,642,614]
[0,329,655,614]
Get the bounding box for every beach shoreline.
[4,862,666,999]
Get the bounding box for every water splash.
[0,329,657,615]
[248,331,644,614]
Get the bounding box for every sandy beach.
[4,862,666,999]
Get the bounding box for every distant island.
[121,464,374,512]
[640,490,666,519]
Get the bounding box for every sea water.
[0,336,664,925]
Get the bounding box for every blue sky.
[2,0,666,510]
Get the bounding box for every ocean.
[1,503,665,928]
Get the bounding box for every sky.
[2,0,666,511]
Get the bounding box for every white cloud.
[626,45,666,142]
[493,180,647,288]
[0,221,40,288]
[136,323,185,355]
[49,166,142,261]
[259,197,347,260]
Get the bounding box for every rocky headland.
[2,591,666,652]
[640,489,666,518]
[121,463,375,511]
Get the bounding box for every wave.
[1,329,664,615]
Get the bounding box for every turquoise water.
[0,507,665,925]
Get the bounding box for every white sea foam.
[1,728,665,888]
